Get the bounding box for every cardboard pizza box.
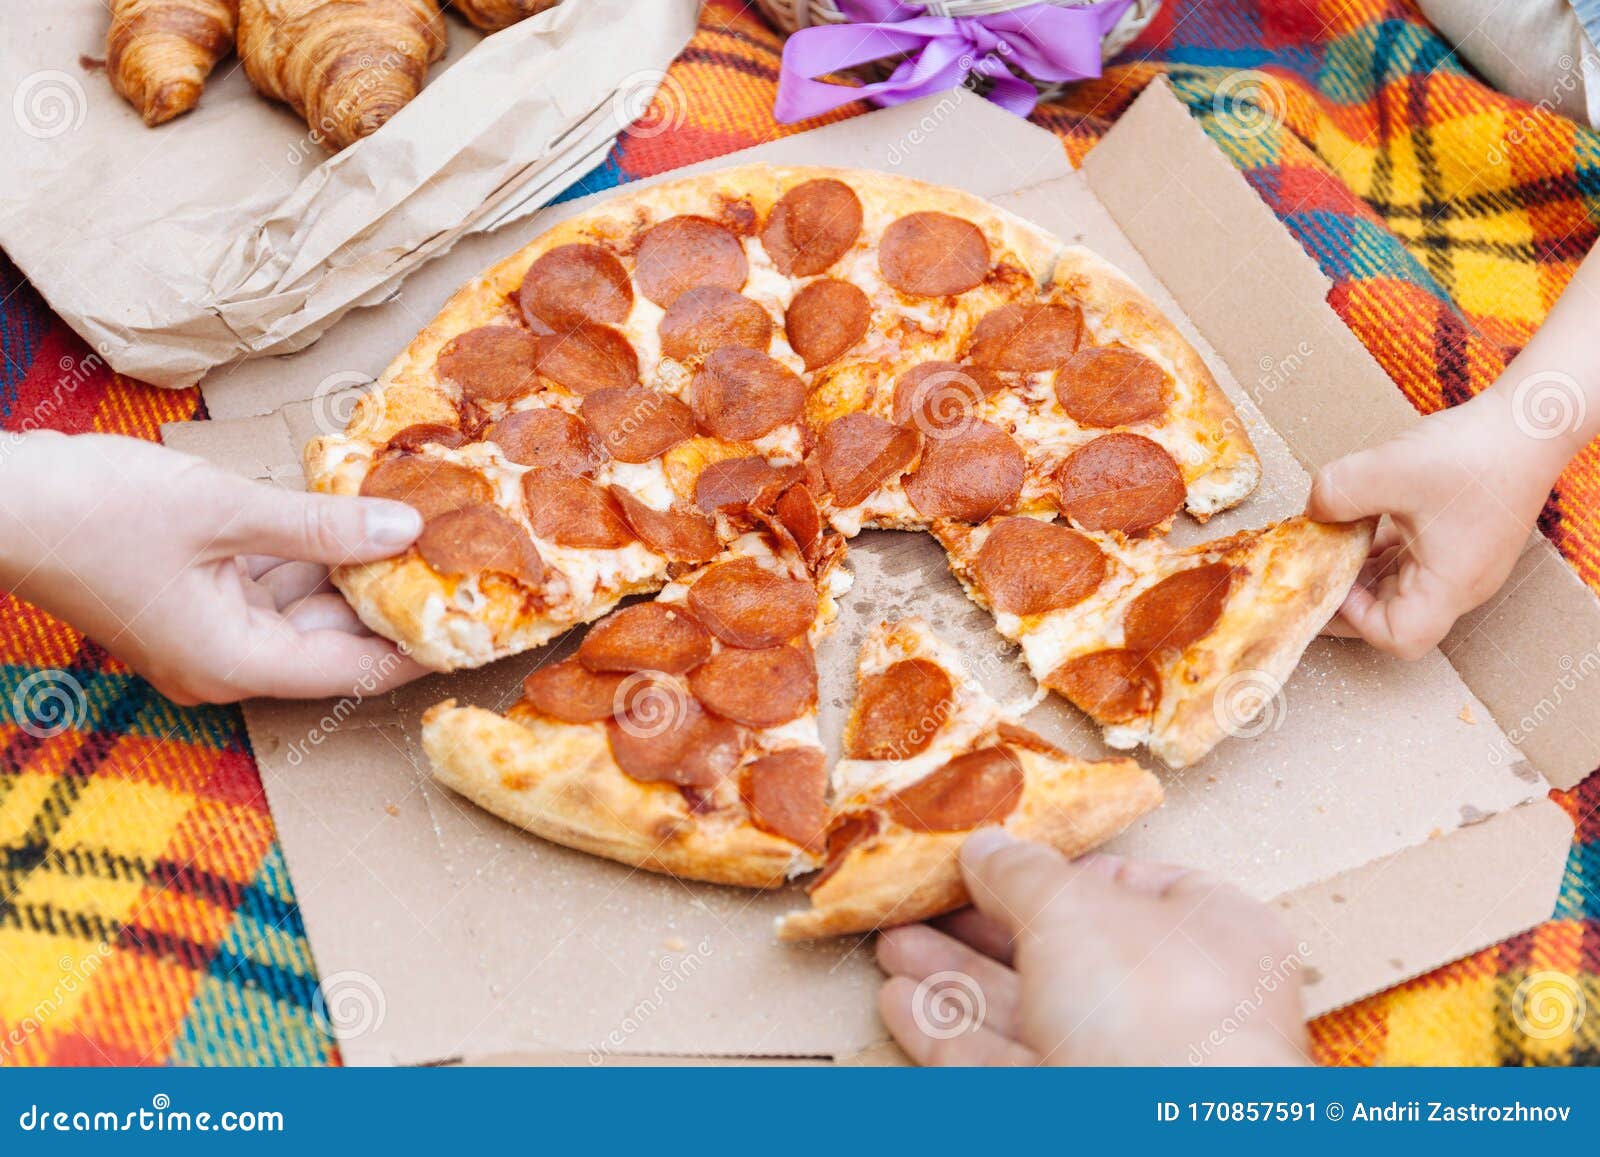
[161,80,1592,1066]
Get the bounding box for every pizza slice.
[775,618,1162,940]
[935,513,1374,769]
[423,503,849,888]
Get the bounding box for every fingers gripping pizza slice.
[776,618,1162,940]
[936,514,1375,769]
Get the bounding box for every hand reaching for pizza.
[1309,242,1600,660]
[1307,388,1563,659]
[0,432,428,705]
[876,829,1310,1066]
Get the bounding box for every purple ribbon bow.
[775,0,1136,123]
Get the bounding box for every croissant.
[452,0,559,31]
[107,0,239,126]
[238,0,447,150]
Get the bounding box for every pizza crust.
[777,746,1161,940]
[1145,516,1374,768]
[424,702,816,888]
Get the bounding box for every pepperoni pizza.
[936,514,1374,769]
[779,618,1161,940]
[304,164,1263,671]
[300,163,1372,933]
[424,511,849,893]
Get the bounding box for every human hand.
[1307,388,1563,660]
[876,829,1309,1066]
[0,432,428,705]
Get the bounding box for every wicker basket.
[757,0,1160,101]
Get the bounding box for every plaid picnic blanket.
[1,0,1596,1066]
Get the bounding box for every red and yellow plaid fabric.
[1,0,1596,1065]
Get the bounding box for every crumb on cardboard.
[384,804,400,817]
[662,937,686,952]
[1459,705,1476,724]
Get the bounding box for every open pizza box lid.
[162,80,1591,1066]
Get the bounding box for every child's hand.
[0,432,428,705]
[1308,387,1566,660]
[876,830,1309,1066]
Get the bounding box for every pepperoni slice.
[773,483,822,554]
[609,486,721,562]
[415,503,543,585]
[885,747,1024,833]
[812,812,882,889]
[522,658,627,723]
[817,413,921,509]
[535,323,639,395]
[658,287,772,363]
[973,517,1106,617]
[690,348,806,441]
[761,179,862,277]
[361,456,493,521]
[384,423,465,454]
[844,658,954,760]
[784,278,870,370]
[879,212,989,297]
[517,243,633,332]
[435,326,541,403]
[891,361,1003,437]
[1054,432,1185,535]
[902,419,1025,522]
[578,603,711,675]
[688,644,816,728]
[995,720,1067,757]
[485,408,599,474]
[579,387,694,463]
[1123,563,1234,657]
[686,557,817,648]
[606,683,742,788]
[742,747,828,849]
[967,303,1081,371]
[1055,346,1169,428]
[1042,649,1160,724]
[693,456,805,513]
[634,216,748,308]
[522,474,635,549]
